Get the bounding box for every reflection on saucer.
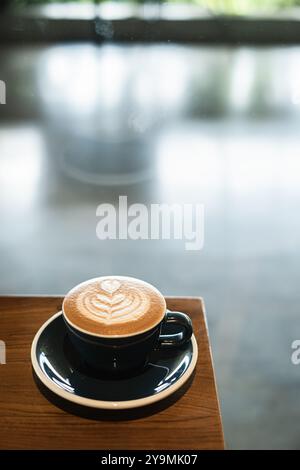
[31,312,197,410]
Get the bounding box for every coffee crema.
[62,276,166,337]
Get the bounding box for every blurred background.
[1,0,300,449]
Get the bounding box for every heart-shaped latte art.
[100,279,121,295]
[76,279,150,325]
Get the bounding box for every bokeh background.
[1,0,300,449]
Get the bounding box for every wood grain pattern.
[0,296,224,450]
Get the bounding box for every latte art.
[77,280,150,325]
[63,276,166,337]
[101,279,121,294]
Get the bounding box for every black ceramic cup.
[63,309,193,375]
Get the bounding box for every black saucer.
[31,312,198,411]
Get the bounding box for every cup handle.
[158,310,193,348]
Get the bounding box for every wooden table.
[0,296,224,450]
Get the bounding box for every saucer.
[31,312,198,410]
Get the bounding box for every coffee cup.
[62,276,193,375]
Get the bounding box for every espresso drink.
[63,276,166,337]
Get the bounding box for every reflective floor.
[1,43,300,449]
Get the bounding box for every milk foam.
[77,279,150,325]
[63,276,166,337]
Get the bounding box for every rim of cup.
[62,277,167,339]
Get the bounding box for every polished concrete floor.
[1,42,300,449]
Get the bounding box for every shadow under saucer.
[33,368,196,421]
